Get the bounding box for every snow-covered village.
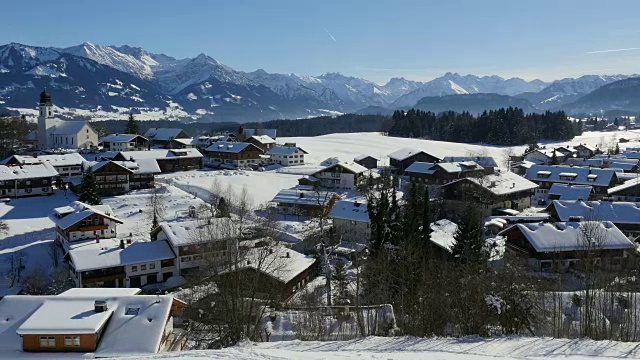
[5,2,640,359]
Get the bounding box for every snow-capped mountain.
[392,73,548,108]
[516,74,636,110]
[381,77,425,100]
[564,76,640,114]
[62,42,158,80]
[0,43,167,111]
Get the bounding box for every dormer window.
[559,172,577,181]
[587,174,598,182]
[537,171,551,179]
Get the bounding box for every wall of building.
[22,333,97,352]
[332,218,370,242]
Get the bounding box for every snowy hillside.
[123,336,640,359]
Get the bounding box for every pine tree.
[78,168,101,205]
[550,149,558,165]
[421,185,431,245]
[333,262,351,305]
[451,206,485,265]
[615,143,620,155]
[125,113,139,134]
[217,197,230,218]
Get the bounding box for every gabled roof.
[266,145,308,156]
[437,161,484,174]
[68,238,175,272]
[354,154,378,161]
[548,184,593,200]
[388,148,442,161]
[91,160,135,173]
[0,291,175,356]
[170,137,198,146]
[49,120,90,135]
[249,135,276,144]
[429,219,458,253]
[502,221,635,253]
[117,148,203,160]
[525,165,616,187]
[546,200,640,225]
[442,171,538,195]
[0,162,58,181]
[443,156,498,168]
[204,141,261,154]
[155,218,239,247]
[608,177,640,194]
[329,200,370,223]
[50,201,122,230]
[574,144,597,152]
[143,127,188,141]
[100,133,148,143]
[271,189,338,206]
[404,162,437,175]
[238,242,315,283]
[313,162,368,176]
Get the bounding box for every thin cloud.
[587,47,640,54]
[324,28,337,42]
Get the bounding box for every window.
[141,264,147,271]
[131,265,138,272]
[65,336,80,347]
[94,218,99,225]
[149,263,155,270]
[40,336,55,347]
[43,179,48,184]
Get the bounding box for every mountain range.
[0,41,638,122]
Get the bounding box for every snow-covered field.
[123,336,640,359]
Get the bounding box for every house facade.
[245,135,276,152]
[388,148,442,173]
[100,134,149,152]
[90,161,134,195]
[270,188,340,217]
[354,155,378,169]
[0,163,58,198]
[113,149,203,173]
[143,128,190,147]
[310,162,368,190]
[266,145,307,166]
[404,161,485,185]
[204,142,264,168]
[329,200,370,242]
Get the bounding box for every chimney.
[120,240,125,249]
[127,239,132,244]
[286,252,290,258]
[94,300,108,313]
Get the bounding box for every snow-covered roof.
[100,133,147,143]
[144,127,187,141]
[49,120,88,135]
[0,162,58,181]
[17,298,114,335]
[548,184,593,200]
[429,219,458,253]
[526,165,616,187]
[117,148,203,160]
[575,144,597,152]
[50,201,122,230]
[445,171,538,195]
[91,160,134,173]
[243,128,277,139]
[547,200,640,224]
[68,238,176,272]
[0,291,174,356]
[565,158,605,167]
[156,218,239,247]
[505,221,635,253]
[250,135,276,144]
[404,162,437,174]
[314,162,368,175]
[271,189,338,206]
[437,161,484,174]
[1,153,85,167]
[610,162,638,171]
[354,154,378,161]
[204,141,259,153]
[443,156,498,168]
[239,242,315,283]
[388,148,441,161]
[170,137,198,146]
[266,145,308,156]
[608,177,640,194]
[329,200,370,223]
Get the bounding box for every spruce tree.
[421,185,431,245]
[125,113,139,134]
[217,197,230,218]
[451,206,485,265]
[550,149,558,165]
[78,168,101,205]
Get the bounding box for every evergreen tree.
[451,206,485,265]
[421,185,431,245]
[125,113,139,134]
[333,262,351,305]
[615,143,620,155]
[550,149,558,165]
[614,117,620,127]
[78,168,101,205]
[217,197,230,218]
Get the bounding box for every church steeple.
[39,88,52,106]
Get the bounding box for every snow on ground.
[159,169,301,209]
[123,336,640,359]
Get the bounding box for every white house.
[50,201,123,245]
[328,200,370,242]
[266,145,308,166]
[1,153,85,177]
[310,162,368,190]
[35,90,99,149]
[0,162,58,198]
[100,134,150,152]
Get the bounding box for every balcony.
[78,225,109,232]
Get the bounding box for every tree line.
[388,107,580,145]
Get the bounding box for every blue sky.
[3,0,640,84]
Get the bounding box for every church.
[35,90,99,150]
